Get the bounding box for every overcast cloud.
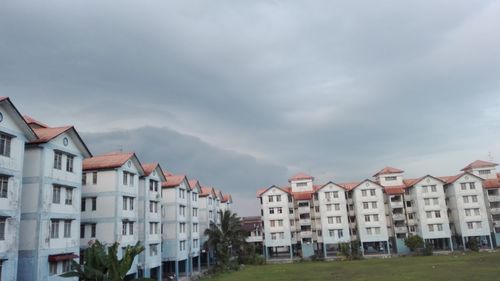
[2,0,500,215]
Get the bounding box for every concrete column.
[489,234,494,250]
[462,236,467,251]
[449,237,454,251]
[361,242,365,256]
[387,241,391,255]
[264,246,267,260]
[289,245,293,259]
[323,243,327,259]
[198,255,201,272]
[175,261,179,281]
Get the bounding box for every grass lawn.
[202,252,500,281]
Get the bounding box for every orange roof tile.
[438,173,467,184]
[30,126,73,144]
[338,182,360,190]
[288,172,314,182]
[484,178,500,189]
[83,152,134,171]
[23,115,49,128]
[461,160,498,171]
[162,174,186,188]
[142,163,159,176]
[221,194,232,203]
[373,166,404,177]
[200,186,215,197]
[188,179,201,190]
[293,192,314,201]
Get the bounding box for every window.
[0,133,12,157]
[129,222,133,235]
[327,204,332,211]
[179,240,186,251]
[335,203,340,211]
[193,223,198,232]
[277,207,283,214]
[370,189,376,196]
[474,208,480,216]
[51,220,60,239]
[91,224,96,238]
[428,224,434,232]
[408,213,414,220]
[123,197,128,210]
[430,185,437,192]
[150,244,158,256]
[0,176,8,198]
[437,224,443,231]
[373,214,379,222]
[62,260,71,273]
[179,222,186,233]
[92,172,98,184]
[364,215,370,222]
[269,208,274,214]
[328,217,334,224]
[463,196,469,203]
[336,216,341,223]
[122,222,127,235]
[329,229,335,237]
[193,208,198,217]
[0,218,5,240]
[270,220,276,227]
[371,202,377,208]
[52,186,61,204]
[91,197,97,211]
[66,155,74,172]
[461,183,467,190]
[82,173,87,185]
[363,202,369,209]
[465,209,471,216]
[467,222,473,229]
[49,262,57,275]
[149,201,158,213]
[333,191,339,198]
[338,229,344,238]
[80,224,85,238]
[65,188,72,205]
[179,205,186,216]
[472,195,478,203]
[435,211,441,218]
[81,198,86,211]
[64,220,71,238]
[193,239,199,248]
[54,151,63,170]
[362,190,367,197]
[271,233,277,240]
[366,228,372,235]
[385,176,397,181]
[278,220,283,227]
[315,206,320,212]
[150,180,158,192]
[470,182,476,190]
[479,170,491,175]
[123,172,128,185]
[179,189,185,199]
[268,195,274,202]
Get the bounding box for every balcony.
[394,226,407,233]
[299,219,312,225]
[390,201,404,208]
[298,207,310,214]
[392,213,406,221]
[300,231,313,238]
[489,195,500,202]
[491,208,500,215]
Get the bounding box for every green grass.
[202,252,500,281]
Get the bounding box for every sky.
[2,0,500,216]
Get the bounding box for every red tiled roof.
[162,174,186,188]
[23,115,49,128]
[30,126,73,144]
[221,194,232,203]
[384,185,406,195]
[373,166,404,177]
[163,171,174,177]
[289,172,314,182]
[200,186,215,197]
[83,152,134,171]
[293,192,314,201]
[461,160,498,171]
[338,182,360,190]
[438,173,467,184]
[0,97,7,102]
[484,178,500,189]
[188,179,200,190]
[142,163,159,176]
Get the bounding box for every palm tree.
[61,240,153,281]
[204,210,248,271]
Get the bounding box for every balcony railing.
[300,231,313,238]
[298,207,310,214]
[394,226,407,233]
[491,208,500,215]
[392,213,406,221]
[488,195,500,202]
[299,219,312,225]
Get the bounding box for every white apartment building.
[220,194,232,213]
[258,161,500,259]
[187,179,201,275]
[198,186,216,266]
[351,180,390,255]
[0,98,38,281]
[138,163,166,280]
[81,152,145,280]
[19,116,91,281]
[161,172,193,279]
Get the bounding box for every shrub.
[467,238,480,252]
[350,240,362,260]
[423,242,434,256]
[405,235,424,252]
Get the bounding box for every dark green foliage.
[423,242,434,256]
[467,238,480,252]
[204,210,250,272]
[61,240,153,281]
[404,235,424,252]
[350,240,362,260]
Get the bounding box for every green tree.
[467,237,480,252]
[404,235,424,252]
[204,210,248,272]
[61,240,153,281]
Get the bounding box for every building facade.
[258,161,500,259]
